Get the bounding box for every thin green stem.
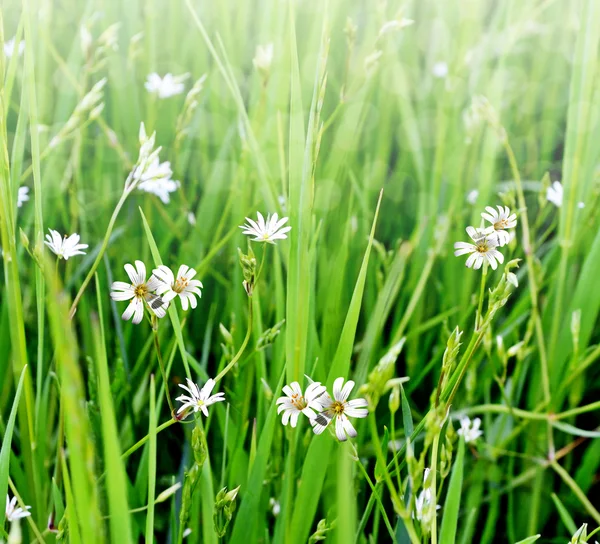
[475,263,488,331]
[551,460,600,524]
[214,299,254,383]
[68,190,128,319]
[152,322,175,416]
[430,432,440,544]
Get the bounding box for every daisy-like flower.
[481,205,517,246]
[176,378,225,417]
[547,180,563,207]
[457,416,483,443]
[432,61,448,79]
[5,494,31,522]
[110,260,169,324]
[136,158,180,203]
[44,229,88,260]
[454,226,504,270]
[240,212,291,244]
[275,381,327,427]
[311,377,368,441]
[4,37,25,59]
[414,468,440,523]
[253,43,274,73]
[144,73,188,99]
[17,186,29,208]
[153,264,203,311]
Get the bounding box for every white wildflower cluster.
[457,416,483,443]
[125,122,179,203]
[276,377,368,442]
[414,468,440,531]
[145,73,189,99]
[3,37,25,59]
[110,260,202,324]
[17,186,29,208]
[253,43,274,76]
[5,494,31,523]
[176,377,225,418]
[240,212,291,244]
[454,205,517,270]
[44,229,89,260]
[49,78,107,148]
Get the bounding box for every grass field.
[2,0,600,542]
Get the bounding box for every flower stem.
[68,190,128,319]
[430,432,440,544]
[475,262,488,331]
[214,299,254,383]
[153,321,175,416]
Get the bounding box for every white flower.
[466,189,479,204]
[269,498,281,517]
[481,205,517,247]
[5,494,31,522]
[432,61,448,78]
[457,416,483,443]
[311,377,369,441]
[414,468,440,523]
[4,38,25,59]
[547,181,563,207]
[17,186,29,208]
[136,158,179,203]
[44,229,88,260]
[176,377,225,417]
[153,264,203,311]
[253,43,274,73]
[578,202,585,209]
[240,212,291,244]
[276,381,327,427]
[454,226,504,270]
[110,260,169,324]
[144,73,188,99]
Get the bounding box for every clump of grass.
[1,1,600,543]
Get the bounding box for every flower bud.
[214,485,240,537]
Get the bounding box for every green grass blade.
[439,437,466,544]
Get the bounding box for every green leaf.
[550,492,577,535]
[551,420,600,438]
[439,437,466,544]
[514,536,541,544]
[400,383,414,438]
[0,365,27,510]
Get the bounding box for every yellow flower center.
[494,219,508,230]
[262,232,270,240]
[331,401,346,415]
[134,284,148,298]
[173,276,189,293]
[290,393,308,410]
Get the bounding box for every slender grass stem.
[152,321,175,416]
[69,191,128,319]
[475,263,488,331]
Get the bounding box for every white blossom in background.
[153,264,203,311]
[269,498,281,517]
[432,61,448,78]
[145,73,188,99]
[253,43,274,73]
[481,205,517,247]
[5,494,31,522]
[136,158,179,203]
[276,381,327,427]
[176,378,225,418]
[414,468,440,524]
[17,186,30,208]
[110,260,169,324]
[311,377,369,441]
[457,416,483,443]
[240,212,291,244]
[454,226,504,270]
[80,25,93,55]
[3,37,25,59]
[466,189,479,205]
[187,212,196,226]
[547,181,563,207]
[44,229,88,260]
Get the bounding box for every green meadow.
[1,0,600,542]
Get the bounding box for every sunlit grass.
[1,0,600,543]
